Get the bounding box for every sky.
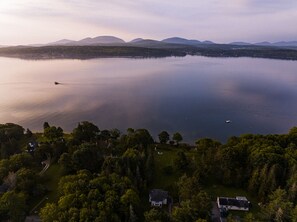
[0,0,296,45]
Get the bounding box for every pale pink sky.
[0,0,296,45]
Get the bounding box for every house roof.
[0,184,9,193]
[218,197,249,209]
[150,189,168,202]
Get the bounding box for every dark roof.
[150,189,168,202]
[218,197,249,208]
[0,184,9,193]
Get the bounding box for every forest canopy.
[0,122,296,221]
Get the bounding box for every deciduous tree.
[158,131,170,144]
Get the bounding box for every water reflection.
[0,56,297,143]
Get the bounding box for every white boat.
[225,120,231,123]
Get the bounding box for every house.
[149,189,168,207]
[27,141,38,153]
[217,196,250,211]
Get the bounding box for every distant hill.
[161,37,215,46]
[42,36,297,49]
[255,41,272,46]
[229,42,252,46]
[129,38,144,43]
[128,39,163,46]
[255,41,297,47]
[48,39,75,46]
[202,40,215,44]
[128,39,189,48]
[272,41,297,47]
[162,37,201,45]
[47,36,126,46]
[75,36,125,45]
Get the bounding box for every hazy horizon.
[0,0,297,45]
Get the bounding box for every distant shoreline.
[0,45,297,61]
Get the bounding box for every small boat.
[225,120,231,123]
[54,82,60,85]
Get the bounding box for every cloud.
[0,0,296,44]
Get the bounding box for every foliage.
[144,208,170,222]
[158,131,170,144]
[261,188,294,221]
[174,151,190,172]
[72,121,100,143]
[172,132,183,145]
[0,191,27,222]
[40,170,140,221]
[44,125,63,142]
[174,174,211,220]
[0,123,25,159]
[0,122,297,221]
[1,44,297,61]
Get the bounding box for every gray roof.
[150,189,168,202]
[0,184,9,193]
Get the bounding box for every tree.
[158,131,170,144]
[15,168,38,195]
[100,129,111,141]
[0,191,27,222]
[120,189,140,207]
[58,153,73,173]
[0,123,24,142]
[172,200,194,222]
[122,128,154,149]
[174,151,189,172]
[177,174,200,201]
[190,191,212,219]
[39,203,59,222]
[25,128,33,138]
[292,205,297,222]
[144,208,170,222]
[72,143,103,172]
[110,128,121,139]
[8,153,35,172]
[261,188,293,221]
[72,121,100,143]
[43,122,50,130]
[173,132,183,145]
[243,213,256,222]
[44,126,63,142]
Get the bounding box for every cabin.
[149,189,168,207]
[217,196,250,211]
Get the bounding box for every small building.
[217,196,250,211]
[27,141,38,153]
[149,189,168,207]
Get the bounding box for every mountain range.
[44,35,297,48]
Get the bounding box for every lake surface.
[1,56,297,143]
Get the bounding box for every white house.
[149,189,168,207]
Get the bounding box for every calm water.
[1,56,297,143]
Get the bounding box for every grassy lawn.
[30,163,65,213]
[151,144,199,189]
[151,144,182,189]
[43,163,65,202]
